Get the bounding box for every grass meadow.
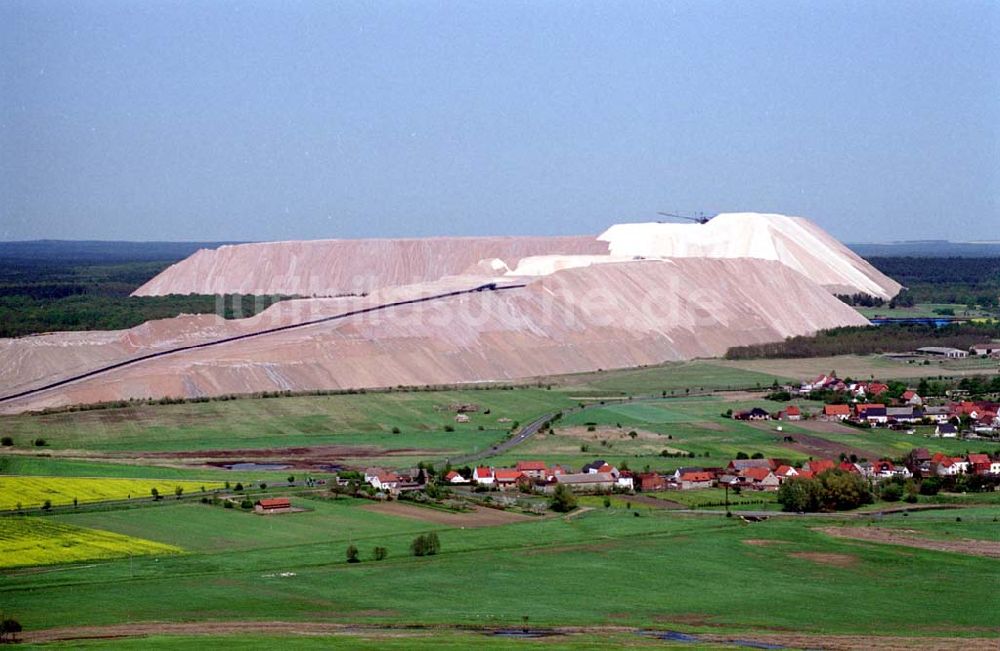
[3,504,998,638]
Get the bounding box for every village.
[360,445,1000,499]
[748,371,1000,437]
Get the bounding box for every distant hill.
[848,240,1000,257]
[0,240,242,264]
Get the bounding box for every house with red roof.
[823,404,851,420]
[774,465,798,482]
[804,459,836,474]
[872,459,912,479]
[637,473,666,492]
[739,467,780,491]
[678,471,714,490]
[967,454,992,475]
[778,405,802,421]
[443,470,469,484]
[494,469,528,490]
[837,462,862,475]
[515,460,548,479]
[254,497,292,514]
[934,456,969,476]
[473,466,495,486]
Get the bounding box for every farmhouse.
[678,471,714,490]
[443,470,469,484]
[823,404,851,420]
[515,460,548,479]
[917,346,968,359]
[967,454,993,475]
[803,459,836,474]
[970,344,1000,357]
[255,497,292,514]
[855,403,888,424]
[778,405,802,421]
[494,469,528,490]
[935,423,958,438]
[727,458,773,472]
[734,407,770,421]
[923,406,952,423]
[473,466,495,485]
[364,468,400,492]
[886,406,921,424]
[551,472,616,493]
[740,467,780,490]
[637,473,667,492]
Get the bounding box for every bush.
[234,482,244,492]
[391,426,401,434]
[410,532,441,557]
[919,477,942,496]
[0,436,12,446]
[240,499,254,509]
[879,482,903,502]
[549,484,577,513]
[346,544,360,563]
[33,438,47,447]
[373,546,388,561]
[444,425,454,432]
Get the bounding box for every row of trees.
[777,470,874,512]
[725,322,1000,360]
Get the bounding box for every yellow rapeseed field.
[0,517,181,568]
[0,476,226,511]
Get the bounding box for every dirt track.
[17,621,999,650]
[819,526,1000,558]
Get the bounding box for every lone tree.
[346,544,360,563]
[549,484,577,513]
[174,486,184,499]
[373,546,388,561]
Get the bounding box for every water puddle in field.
[641,631,785,649]
[223,462,290,471]
[490,629,559,639]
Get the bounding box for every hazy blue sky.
[1,1,997,243]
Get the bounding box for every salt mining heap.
[133,213,900,299]
[1,213,899,413]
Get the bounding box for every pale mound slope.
[132,235,607,297]
[599,213,902,299]
[1,258,867,413]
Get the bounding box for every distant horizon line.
[0,236,994,246]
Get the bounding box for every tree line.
[725,322,1000,360]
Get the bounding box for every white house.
[616,472,635,491]
[472,466,495,486]
[936,458,969,476]
[935,423,958,438]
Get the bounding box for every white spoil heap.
[597,213,902,299]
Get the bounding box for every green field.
[2,364,999,647]
[4,502,998,640]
